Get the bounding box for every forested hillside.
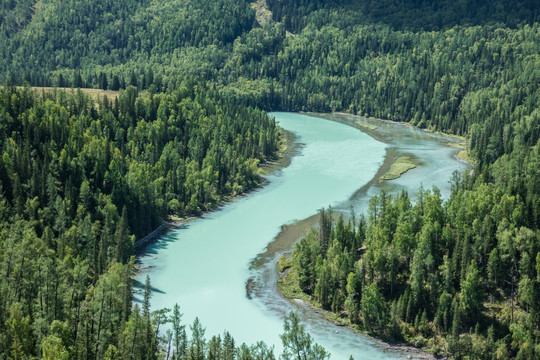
[0,0,254,88]
[2,0,538,169]
[266,0,539,32]
[267,3,540,358]
[286,164,539,357]
[0,84,279,358]
[0,0,539,358]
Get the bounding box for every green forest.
[0,84,281,358]
[0,0,539,358]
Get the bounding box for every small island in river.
[380,156,417,182]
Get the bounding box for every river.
[135,112,466,359]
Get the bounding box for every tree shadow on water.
[132,277,167,304]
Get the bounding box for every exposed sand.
[253,112,415,263]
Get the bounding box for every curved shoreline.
[135,112,462,358]
[134,126,298,257]
[251,112,465,359]
[276,261,440,360]
[251,110,465,268]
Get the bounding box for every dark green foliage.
[295,230,320,294]
[266,0,539,33]
[0,0,255,88]
[0,0,38,37]
[2,2,538,163]
[0,85,279,358]
[291,175,540,357]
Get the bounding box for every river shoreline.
[135,110,456,258]
[275,262,441,360]
[136,112,462,358]
[133,126,298,260]
[251,112,434,268]
[250,112,464,359]
[327,111,471,168]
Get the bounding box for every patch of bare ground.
[22,86,119,101]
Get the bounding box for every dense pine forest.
[0,84,281,358]
[0,0,539,359]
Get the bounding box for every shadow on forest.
[269,0,539,32]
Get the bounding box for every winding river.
[135,112,466,359]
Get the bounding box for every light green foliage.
[280,312,329,360]
[42,335,69,360]
[294,230,320,294]
[291,177,540,357]
[380,157,416,181]
[460,261,484,324]
[361,283,387,332]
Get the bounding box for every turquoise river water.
[135,112,466,359]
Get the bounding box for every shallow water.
[135,113,466,359]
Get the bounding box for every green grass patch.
[277,256,311,302]
[277,255,293,273]
[250,0,272,27]
[380,156,416,181]
[167,214,183,222]
[424,128,467,142]
[457,149,474,164]
[24,86,119,100]
[445,141,467,149]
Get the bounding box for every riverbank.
[250,111,466,268]
[134,126,297,257]
[251,112,465,359]
[330,111,467,148]
[276,255,440,360]
[259,127,299,175]
[133,112,465,358]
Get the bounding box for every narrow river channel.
[135,112,466,359]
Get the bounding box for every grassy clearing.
[445,141,467,149]
[251,0,272,27]
[277,256,311,302]
[423,128,467,142]
[22,86,119,101]
[457,149,474,164]
[277,255,293,273]
[380,156,416,181]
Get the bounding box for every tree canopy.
[0,0,539,358]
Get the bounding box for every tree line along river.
[135,112,466,359]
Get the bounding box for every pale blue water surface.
[135,112,466,359]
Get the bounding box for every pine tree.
[188,318,206,360]
[280,312,329,360]
[172,303,186,359]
